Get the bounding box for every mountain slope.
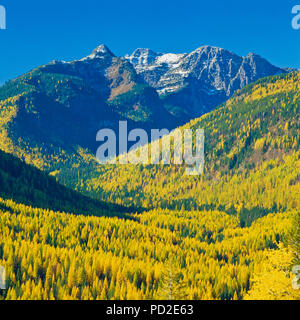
[0,45,179,172]
[126,46,288,122]
[67,71,300,223]
[0,148,126,217]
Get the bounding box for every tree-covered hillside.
[0,71,299,300]
[0,196,296,300]
[65,72,299,219]
[0,149,126,217]
[0,65,178,172]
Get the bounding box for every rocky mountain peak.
[123,45,288,121]
[83,44,115,60]
[125,48,161,70]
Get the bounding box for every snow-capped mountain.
[3,44,290,132]
[125,48,186,89]
[126,45,287,121]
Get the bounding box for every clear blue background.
[0,0,299,84]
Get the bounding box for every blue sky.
[0,0,299,84]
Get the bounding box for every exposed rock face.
[126,45,287,121]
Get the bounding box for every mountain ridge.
[126,45,289,121]
[0,43,291,128]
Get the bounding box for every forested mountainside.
[0,149,126,217]
[0,49,177,170]
[0,70,298,224]
[0,71,299,301]
[0,196,297,300]
[64,72,300,221]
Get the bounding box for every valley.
[0,48,299,300]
